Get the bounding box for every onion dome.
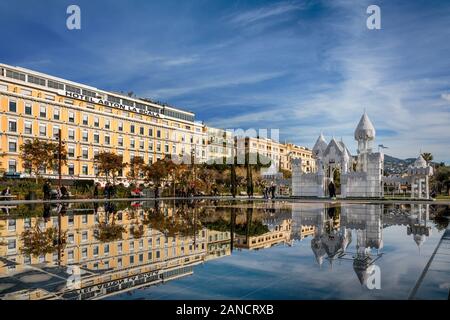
[413,154,427,168]
[354,112,376,141]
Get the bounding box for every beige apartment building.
[236,136,315,173]
[0,63,207,181]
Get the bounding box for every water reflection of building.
[0,202,231,300]
[234,209,292,250]
[292,202,434,286]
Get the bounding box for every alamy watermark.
[66,5,81,30]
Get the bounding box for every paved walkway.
[409,221,450,300]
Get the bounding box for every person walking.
[43,180,51,200]
[104,182,110,199]
[93,183,99,198]
[328,181,336,198]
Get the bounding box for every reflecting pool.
[0,200,449,300]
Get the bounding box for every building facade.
[0,63,207,181]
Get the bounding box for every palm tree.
[421,152,433,164]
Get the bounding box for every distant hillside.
[384,154,415,174]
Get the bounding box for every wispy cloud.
[228,1,307,26]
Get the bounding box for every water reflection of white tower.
[341,204,384,285]
[292,203,351,267]
[407,204,431,252]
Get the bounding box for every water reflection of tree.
[20,219,67,257]
[144,201,204,238]
[204,207,269,236]
[95,202,127,243]
[430,205,450,230]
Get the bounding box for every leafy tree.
[94,151,127,184]
[433,165,450,195]
[20,138,67,182]
[144,158,176,196]
[127,156,145,185]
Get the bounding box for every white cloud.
[228,1,307,26]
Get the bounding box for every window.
[130,124,135,133]
[82,248,88,258]
[148,252,152,260]
[118,121,123,131]
[68,128,75,140]
[68,250,74,261]
[93,246,99,256]
[66,85,81,94]
[6,69,25,81]
[130,256,135,264]
[118,136,123,147]
[68,234,74,244]
[149,128,153,136]
[82,114,88,125]
[156,251,160,259]
[69,112,75,123]
[82,89,96,98]
[8,139,17,152]
[24,121,32,134]
[140,127,144,135]
[157,130,161,138]
[28,75,46,86]
[104,135,110,145]
[68,164,74,175]
[68,215,74,226]
[40,105,46,118]
[118,258,122,268]
[140,140,144,150]
[8,120,17,132]
[118,242,123,253]
[139,253,144,263]
[68,146,75,158]
[82,148,88,159]
[82,130,88,142]
[53,127,60,139]
[104,119,110,129]
[9,100,16,112]
[8,219,16,231]
[53,108,60,120]
[8,239,16,252]
[94,117,99,127]
[130,241,135,251]
[39,124,47,137]
[148,141,153,151]
[165,144,169,153]
[82,165,88,175]
[94,133,99,143]
[25,103,32,115]
[48,79,64,90]
[130,139,135,148]
[104,244,110,255]
[157,142,161,152]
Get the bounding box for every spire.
[313,133,328,158]
[354,112,376,141]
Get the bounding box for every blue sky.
[1,0,450,162]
